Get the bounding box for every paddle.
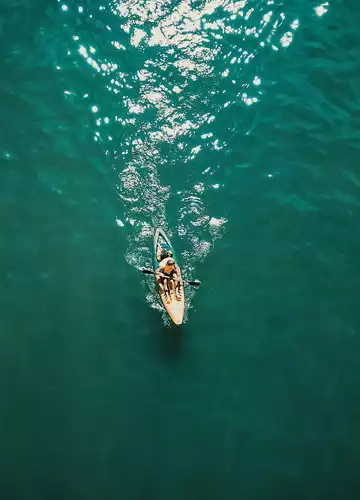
[140,268,201,287]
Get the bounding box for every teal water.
[1,0,360,498]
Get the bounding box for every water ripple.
[51,0,345,321]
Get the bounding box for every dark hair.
[167,258,175,266]
[161,249,172,259]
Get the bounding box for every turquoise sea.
[1,0,360,498]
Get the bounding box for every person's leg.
[175,279,182,300]
[171,272,181,300]
[157,276,167,299]
[158,280,164,295]
[163,278,171,302]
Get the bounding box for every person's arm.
[156,262,164,273]
[156,261,165,282]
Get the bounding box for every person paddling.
[156,249,182,302]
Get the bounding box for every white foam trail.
[117,143,227,324]
[174,184,227,319]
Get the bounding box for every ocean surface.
[1,0,360,498]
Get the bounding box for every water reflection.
[59,0,303,321]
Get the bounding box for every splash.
[58,0,304,322]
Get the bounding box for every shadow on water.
[145,306,185,364]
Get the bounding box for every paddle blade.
[141,268,154,275]
[188,280,201,287]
